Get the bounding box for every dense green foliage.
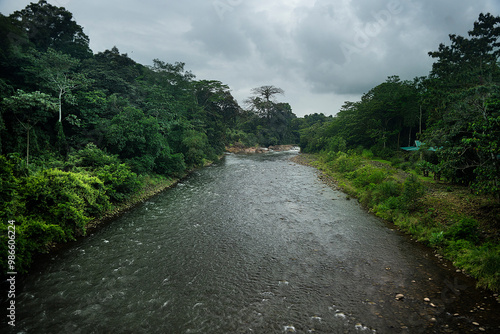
[300,13,500,200]
[0,1,298,273]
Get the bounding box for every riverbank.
[0,151,224,279]
[225,144,297,154]
[45,155,225,254]
[82,176,179,234]
[291,153,500,297]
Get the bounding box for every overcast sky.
[1,0,499,117]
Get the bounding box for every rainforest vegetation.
[0,1,499,291]
[0,1,298,274]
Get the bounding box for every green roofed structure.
[401,141,439,152]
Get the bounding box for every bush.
[0,221,29,273]
[348,166,388,188]
[66,143,120,170]
[400,175,425,211]
[325,135,347,153]
[227,129,257,147]
[374,196,401,221]
[429,230,445,247]
[371,146,394,159]
[126,154,156,174]
[95,163,141,203]
[182,130,210,166]
[374,180,401,202]
[416,160,434,177]
[332,153,361,173]
[398,161,414,171]
[154,150,186,177]
[362,149,374,159]
[445,218,480,244]
[0,155,23,219]
[20,169,110,240]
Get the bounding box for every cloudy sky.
[1,0,499,116]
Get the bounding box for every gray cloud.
[1,0,499,116]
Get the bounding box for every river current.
[5,151,500,333]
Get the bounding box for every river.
[5,151,500,333]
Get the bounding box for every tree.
[31,48,92,124]
[316,77,420,153]
[2,90,57,165]
[241,86,298,146]
[425,13,500,196]
[193,80,241,151]
[89,47,143,97]
[10,0,92,59]
[104,106,166,173]
[250,85,284,102]
[245,85,284,119]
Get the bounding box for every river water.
[5,151,500,333]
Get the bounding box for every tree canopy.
[298,13,500,198]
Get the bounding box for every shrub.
[373,180,402,204]
[448,242,500,291]
[325,135,347,153]
[332,153,361,173]
[154,151,186,177]
[66,143,120,170]
[0,155,23,219]
[126,154,156,174]
[416,160,435,177]
[374,196,400,221]
[398,161,414,171]
[20,169,110,240]
[95,163,141,203]
[227,129,257,147]
[0,220,31,273]
[348,166,388,188]
[445,218,480,244]
[400,175,425,211]
[362,149,374,159]
[182,130,210,166]
[429,230,445,247]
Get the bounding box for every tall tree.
[10,0,92,59]
[242,86,298,146]
[245,85,284,119]
[425,13,500,196]
[250,85,284,102]
[30,48,91,124]
[2,90,57,165]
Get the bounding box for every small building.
[401,140,438,152]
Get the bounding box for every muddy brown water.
[3,151,500,333]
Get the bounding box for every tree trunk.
[419,105,422,136]
[26,126,30,166]
[58,89,63,123]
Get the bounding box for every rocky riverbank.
[226,144,298,154]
